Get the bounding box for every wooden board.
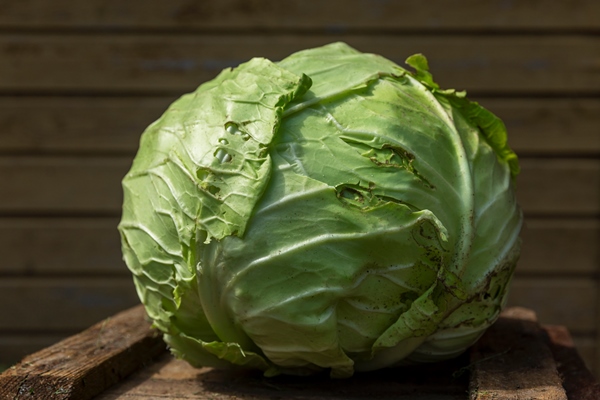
[545,325,600,400]
[469,308,567,399]
[1,97,598,156]
[0,157,598,215]
[0,277,139,331]
[1,217,597,276]
[518,218,600,275]
[1,35,599,94]
[0,306,166,400]
[4,305,592,399]
[507,278,597,334]
[1,0,598,31]
[516,158,600,216]
[0,218,125,275]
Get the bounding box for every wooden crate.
[1,306,598,400]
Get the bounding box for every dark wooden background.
[1,0,599,374]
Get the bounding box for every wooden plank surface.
[469,307,567,400]
[1,97,598,156]
[1,35,599,94]
[3,306,576,400]
[1,217,597,276]
[545,325,600,400]
[99,354,468,399]
[0,305,166,400]
[1,0,598,31]
[0,334,70,367]
[0,157,598,215]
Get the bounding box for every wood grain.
[1,35,598,94]
[469,307,567,400]
[0,305,166,400]
[1,97,598,155]
[0,334,70,367]
[545,325,600,399]
[0,0,598,31]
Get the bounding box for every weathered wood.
[2,97,599,155]
[0,303,594,399]
[570,336,597,374]
[0,157,598,215]
[0,305,166,400]
[469,307,567,399]
[544,325,600,400]
[0,0,598,31]
[0,334,70,369]
[99,354,468,399]
[3,217,597,276]
[1,35,599,94]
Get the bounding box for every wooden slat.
[0,35,599,94]
[570,335,597,373]
[0,156,597,215]
[545,325,600,399]
[0,156,129,214]
[517,158,600,216]
[469,307,568,400]
[0,0,598,31]
[482,98,600,156]
[507,278,597,333]
[0,334,69,367]
[0,277,139,331]
[2,97,598,155]
[0,305,166,400]
[518,218,600,275]
[2,217,597,276]
[2,333,595,394]
[0,218,126,275]
[0,97,173,154]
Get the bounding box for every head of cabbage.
[119,42,522,378]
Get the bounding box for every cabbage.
[118,42,522,378]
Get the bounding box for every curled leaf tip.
[405,53,439,89]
